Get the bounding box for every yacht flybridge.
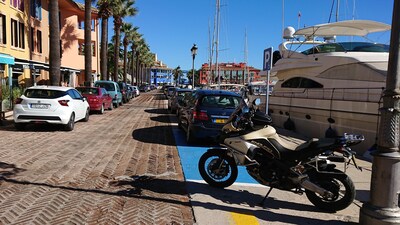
[268,20,391,155]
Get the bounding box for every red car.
[76,87,113,114]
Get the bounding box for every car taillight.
[90,97,100,103]
[15,98,23,104]
[58,100,70,106]
[193,110,209,121]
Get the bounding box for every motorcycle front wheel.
[198,151,238,188]
[305,169,355,212]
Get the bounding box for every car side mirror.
[83,97,87,102]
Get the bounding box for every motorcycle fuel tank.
[224,136,257,165]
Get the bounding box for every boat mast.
[208,19,213,86]
[215,0,221,89]
[244,29,249,85]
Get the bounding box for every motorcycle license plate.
[214,118,227,124]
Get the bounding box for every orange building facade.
[199,62,261,85]
[0,0,99,88]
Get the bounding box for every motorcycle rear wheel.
[198,151,238,188]
[305,169,355,212]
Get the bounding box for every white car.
[13,86,90,131]
[132,86,140,96]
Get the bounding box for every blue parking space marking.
[172,127,256,184]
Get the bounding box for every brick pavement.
[0,91,195,225]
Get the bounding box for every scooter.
[198,97,364,211]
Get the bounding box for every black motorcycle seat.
[267,137,336,160]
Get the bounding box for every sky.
[83,0,394,70]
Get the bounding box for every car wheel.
[64,113,75,131]
[99,105,105,114]
[119,100,123,106]
[108,102,113,110]
[14,123,27,131]
[114,102,119,108]
[83,109,89,122]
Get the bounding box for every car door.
[68,89,87,120]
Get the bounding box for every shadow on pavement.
[144,108,169,115]
[132,125,176,146]
[150,115,171,123]
[0,162,26,177]
[1,176,191,207]
[110,176,188,196]
[186,181,358,225]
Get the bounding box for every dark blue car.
[178,89,242,144]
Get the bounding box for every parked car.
[178,89,242,144]
[168,88,192,114]
[117,81,130,103]
[139,84,150,92]
[94,80,122,107]
[127,85,135,98]
[76,87,113,114]
[131,85,140,97]
[166,87,177,99]
[163,85,174,97]
[13,86,90,131]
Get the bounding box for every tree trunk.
[123,43,128,83]
[49,0,61,86]
[113,18,121,82]
[100,17,108,80]
[131,45,135,85]
[84,0,92,85]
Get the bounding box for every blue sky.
[84,0,394,70]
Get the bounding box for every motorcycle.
[198,96,364,212]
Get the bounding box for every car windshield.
[24,89,67,99]
[77,88,99,95]
[200,95,241,108]
[95,82,115,91]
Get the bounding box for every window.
[0,14,5,45]
[10,0,24,11]
[30,27,34,51]
[78,40,95,56]
[30,0,42,20]
[281,77,323,88]
[36,30,42,53]
[11,19,24,49]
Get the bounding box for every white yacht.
[268,20,391,155]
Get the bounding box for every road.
[0,90,373,225]
[0,91,194,225]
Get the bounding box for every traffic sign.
[263,47,273,71]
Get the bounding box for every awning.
[0,53,15,65]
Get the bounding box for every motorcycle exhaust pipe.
[290,176,334,199]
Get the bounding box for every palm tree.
[111,0,137,81]
[134,37,147,85]
[122,23,139,83]
[172,66,182,86]
[97,0,113,80]
[130,32,142,85]
[49,0,61,85]
[84,0,96,85]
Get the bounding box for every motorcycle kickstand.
[258,187,273,206]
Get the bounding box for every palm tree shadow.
[132,125,176,146]
[0,162,26,177]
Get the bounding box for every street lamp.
[190,44,198,89]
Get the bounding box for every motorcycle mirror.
[253,98,261,106]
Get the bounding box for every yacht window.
[281,77,323,88]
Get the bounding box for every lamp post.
[190,44,198,89]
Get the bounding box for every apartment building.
[199,62,261,85]
[0,0,99,89]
